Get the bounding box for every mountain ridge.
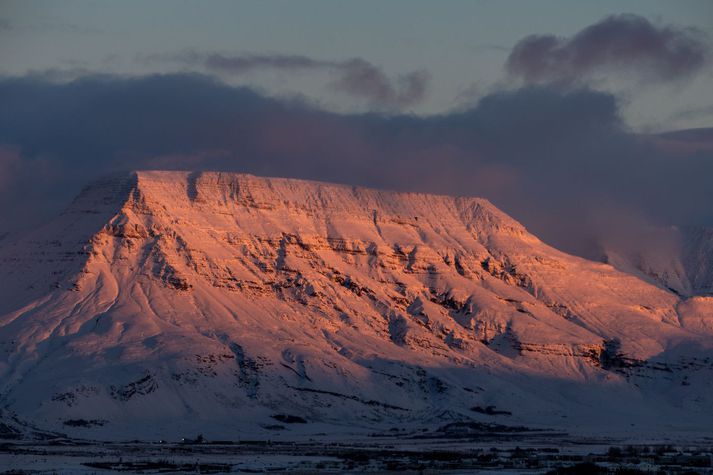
[1,170,712,440]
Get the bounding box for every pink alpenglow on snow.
[0,171,712,441]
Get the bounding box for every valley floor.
[2,432,713,474]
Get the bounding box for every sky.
[1,0,712,128]
[0,0,712,258]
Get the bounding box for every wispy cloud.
[147,51,430,109]
[672,104,713,121]
[506,14,710,86]
[0,17,100,34]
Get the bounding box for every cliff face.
[1,171,712,440]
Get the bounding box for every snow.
[602,225,713,297]
[0,170,711,441]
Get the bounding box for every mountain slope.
[1,171,712,440]
[602,225,713,297]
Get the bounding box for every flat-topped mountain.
[1,171,712,440]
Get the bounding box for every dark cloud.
[648,127,713,155]
[175,51,330,73]
[331,58,429,109]
[506,14,709,85]
[149,52,429,109]
[0,73,712,260]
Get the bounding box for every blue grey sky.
[1,0,711,130]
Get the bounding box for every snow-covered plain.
[0,171,712,442]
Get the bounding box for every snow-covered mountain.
[682,227,713,295]
[602,225,713,297]
[1,171,712,441]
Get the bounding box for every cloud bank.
[506,14,710,85]
[0,73,712,258]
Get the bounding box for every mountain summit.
[1,171,712,440]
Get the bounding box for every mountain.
[1,171,712,441]
[602,225,713,297]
